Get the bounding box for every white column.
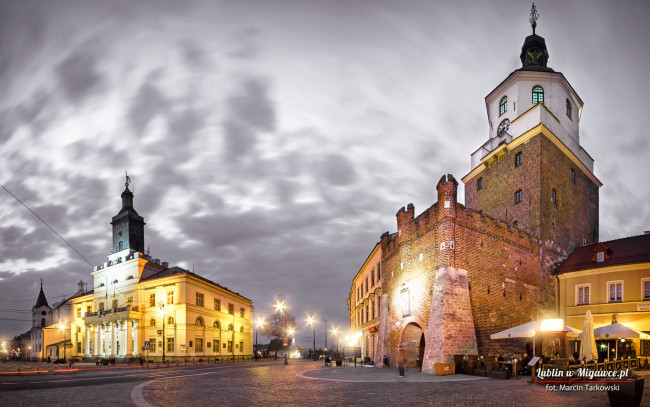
[94,326,100,356]
[134,320,139,356]
[111,321,116,356]
[126,319,133,356]
[85,325,90,356]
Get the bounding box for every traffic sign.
[283,338,288,346]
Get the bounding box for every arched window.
[126,275,133,280]
[532,86,544,104]
[228,323,234,331]
[566,99,572,118]
[168,316,175,325]
[196,317,204,326]
[499,96,507,116]
[213,320,221,329]
[150,318,156,326]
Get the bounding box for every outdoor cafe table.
[497,361,517,378]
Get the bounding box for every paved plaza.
[1,360,649,406]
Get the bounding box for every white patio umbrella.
[592,323,647,339]
[579,310,597,362]
[490,321,582,339]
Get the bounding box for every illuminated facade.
[61,180,254,361]
[356,12,604,373]
[557,234,650,358]
[348,243,381,362]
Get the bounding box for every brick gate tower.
[461,7,601,256]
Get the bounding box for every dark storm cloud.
[56,48,105,103]
[317,153,357,186]
[127,72,170,135]
[222,77,276,159]
[132,163,190,216]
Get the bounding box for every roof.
[557,234,650,273]
[34,284,49,308]
[140,266,252,302]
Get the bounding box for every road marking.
[132,380,154,407]
[297,369,490,383]
[2,382,18,384]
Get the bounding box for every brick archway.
[400,323,425,369]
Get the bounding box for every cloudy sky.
[1,0,649,345]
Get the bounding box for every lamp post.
[255,318,265,360]
[275,295,288,365]
[158,302,165,363]
[288,326,295,358]
[306,314,316,360]
[58,321,67,361]
[331,327,339,355]
[28,346,31,362]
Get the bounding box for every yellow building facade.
[557,234,650,358]
[348,242,382,363]
[65,181,253,361]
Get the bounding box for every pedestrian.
[397,345,406,377]
[140,357,144,368]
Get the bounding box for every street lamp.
[28,346,31,362]
[275,294,288,365]
[306,314,316,360]
[58,321,67,361]
[158,302,165,363]
[331,327,339,355]
[255,318,265,360]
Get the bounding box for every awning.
[490,321,582,340]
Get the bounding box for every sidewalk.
[300,364,490,383]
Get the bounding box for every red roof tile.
[557,234,650,273]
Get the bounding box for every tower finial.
[125,171,131,188]
[529,2,539,35]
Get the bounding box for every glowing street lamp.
[306,314,316,360]
[331,327,339,354]
[255,318,265,360]
[275,294,288,365]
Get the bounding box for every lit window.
[195,338,203,352]
[227,341,233,352]
[532,86,544,104]
[196,292,204,307]
[515,152,523,167]
[552,189,558,204]
[167,290,174,305]
[150,318,156,326]
[477,177,483,190]
[149,338,156,353]
[239,341,243,352]
[576,285,590,305]
[214,320,221,329]
[514,189,522,204]
[566,99,572,118]
[240,307,245,318]
[401,288,410,317]
[76,308,81,318]
[149,293,155,307]
[214,340,220,351]
[228,303,234,315]
[644,280,650,300]
[166,316,173,325]
[499,96,507,116]
[214,299,221,311]
[571,168,576,183]
[167,337,174,352]
[608,282,622,302]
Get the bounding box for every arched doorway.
[401,323,425,370]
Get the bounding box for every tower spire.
[529,2,539,35]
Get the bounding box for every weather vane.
[529,2,539,35]
[125,171,131,188]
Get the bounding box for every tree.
[264,311,296,339]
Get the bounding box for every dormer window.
[499,96,507,116]
[596,252,604,262]
[532,86,544,104]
